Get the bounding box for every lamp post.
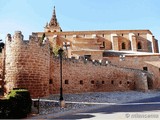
[58,48,65,108]
[63,42,70,58]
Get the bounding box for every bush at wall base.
[0,89,32,119]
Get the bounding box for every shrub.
[52,45,61,56]
[0,89,32,119]
[0,99,11,118]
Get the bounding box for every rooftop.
[34,29,152,36]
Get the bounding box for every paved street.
[54,96,160,120]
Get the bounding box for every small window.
[100,41,105,48]
[49,79,53,84]
[134,82,136,85]
[138,33,140,36]
[143,67,148,71]
[119,81,122,85]
[122,42,126,49]
[127,81,130,85]
[102,81,105,84]
[65,80,69,84]
[91,80,94,84]
[80,80,83,85]
[122,34,123,36]
[137,42,142,49]
[103,42,105,47]
[111,80,114,85]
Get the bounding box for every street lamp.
[58,48,65,108]
[63,42,70,58]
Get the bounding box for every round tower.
[4,31,24,94]
[4,31,50,98]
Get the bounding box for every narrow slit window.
[111,80,114,85]
[102,81,105,84]
[80,80,83,85]
[119,81,122,85]
[65,80,69,84]
[49,79,53,84]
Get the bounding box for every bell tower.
[44,6,62,32]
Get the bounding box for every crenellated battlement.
[13,31,23,40]
[6,31,49,46]
[4,31,51,97]
[2,30,158,98]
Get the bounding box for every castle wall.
[4,31,50,98]
[71,50,103,60]
[145,62,160,89]
[49,57,149,94]
[1,31,158,98]
[104,55,160,89]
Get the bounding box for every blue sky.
[0,0,160,48]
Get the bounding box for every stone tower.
[44,6,62,32]
[4,31,50,98]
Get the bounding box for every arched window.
[122,42,126,49]
[137,42,142,49]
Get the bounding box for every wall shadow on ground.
[56,95,160,119]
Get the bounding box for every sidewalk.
[28,100,160,119]
[27,101,112,119]
[27,91,160,119]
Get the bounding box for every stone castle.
[0,7,160,98]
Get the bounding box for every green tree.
[52,45,61,56]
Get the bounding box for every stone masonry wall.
[2,31,157,98]
[104,55,160,89]
[4,31,50,98]
[50,57,148,94]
